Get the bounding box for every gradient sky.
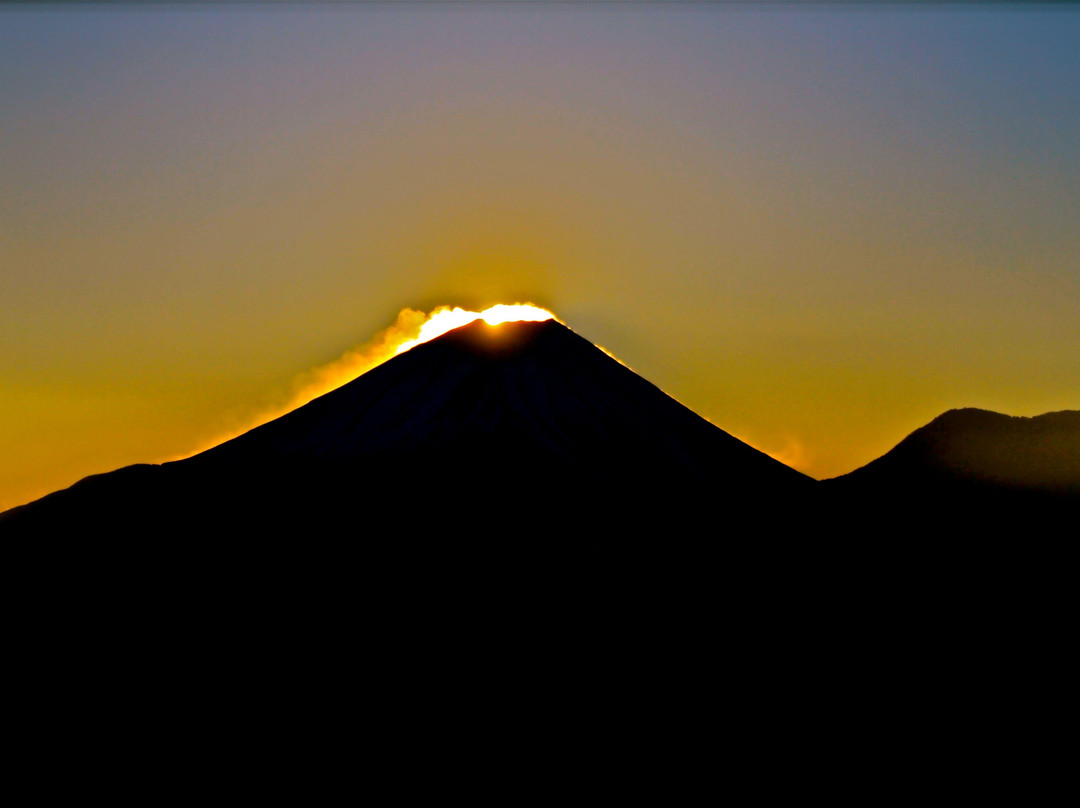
[3,3,1079,511]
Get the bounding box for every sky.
[3,3,1079,511]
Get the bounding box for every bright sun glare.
[393,303,556,355]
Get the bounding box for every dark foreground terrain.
[4,320,1074,794]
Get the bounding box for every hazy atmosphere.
[3,3,1079,512]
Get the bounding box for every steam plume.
[170,303,554,460]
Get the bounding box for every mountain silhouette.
[5,319,1072,786]
[4,318,813,541]
[4,317,830,755]
[5,316,824,676]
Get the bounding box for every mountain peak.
[420,315,566,356]
[930,408,1024,429]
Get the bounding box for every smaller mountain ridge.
[834,407,1080,493]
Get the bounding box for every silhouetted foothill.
[842,408,1080,490]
